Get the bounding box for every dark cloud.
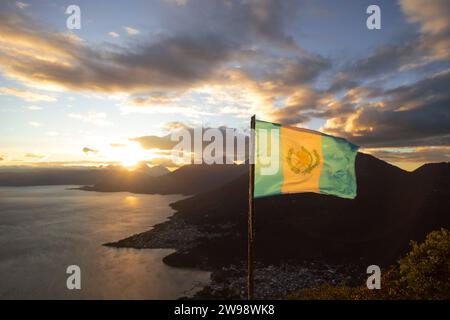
[130,125,250,162]
[0,12,234,92]
[400,0,450,37]
[0,0,448,167]
[324,70,450,148]
[129,135,178,150]
[270,87,323,125]
[327,72,359,93]
[345,41,420,79]
[0,1,323,96]
[244,54,330,89]
[329,0,450,87]
[131,126,247,150]
[160,0,302,50]
[385,70,450,109]
[111,34,237,89]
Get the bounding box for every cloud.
[400,0,450,36]
[0,12,235,93]
[400,0,450,63]
[323,69,450,148]
[326,0,450,85]
[82,147,98,155]
[0,4,326,114]
[25,152,45,159]
[158,0,302,50]
[108,31,119,38]
[123,26,140,35]
[270,87,324,125]
[130,125,250,164]
[162,121,190,131]
[0,87,56,102]
[26,105,43,111]
[127,92,180,106]
[345,41,422,79]
[69,112,113,127]
[15,2,29,9]
[130,135,178,151]
[110,143,126,148]
[0,5,335,128]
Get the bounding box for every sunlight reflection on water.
[0,186,210,299]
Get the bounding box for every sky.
[0,0,449,171]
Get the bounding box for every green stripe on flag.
[319,135,359,199]
[254,120,283,198]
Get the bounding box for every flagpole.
[248,115,255,300]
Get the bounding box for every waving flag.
[254,119,359,199]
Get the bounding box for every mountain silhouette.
[83,163,247,195]
[0,164,169,187]
[157,153,450,267]
[0,168,109,186]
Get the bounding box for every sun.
[120,155,140,168]
[114,144,146,169]
[106,142,159,169]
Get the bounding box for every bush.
[290,228,450,300]
[398,228,450,299]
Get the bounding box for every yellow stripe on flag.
[281,126,323,194]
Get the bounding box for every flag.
[254,119,359,199]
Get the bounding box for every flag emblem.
[287,146,320,175]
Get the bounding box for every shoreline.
[105,212,364,299]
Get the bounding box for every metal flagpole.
[248,115,255,300]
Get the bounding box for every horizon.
[1,0,449,172]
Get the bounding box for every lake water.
[0,186,210,299]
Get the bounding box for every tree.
[291,229,450,300]
[398,228,450,299]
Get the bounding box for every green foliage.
[398,228,450,299]
[290,229,450,300]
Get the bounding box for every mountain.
[0,167,110,186]
[134,164,170,177]
[145,153,450,268]
[0,164,169,187]
[83,163,247,195]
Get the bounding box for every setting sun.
[120,153,140,168]
[109,143,161,169]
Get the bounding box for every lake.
[0,186,210,299]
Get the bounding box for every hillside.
[109,153,450,269]
[0,164,169,187]
[84,163,247,195]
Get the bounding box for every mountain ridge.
[108,152,450,269]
